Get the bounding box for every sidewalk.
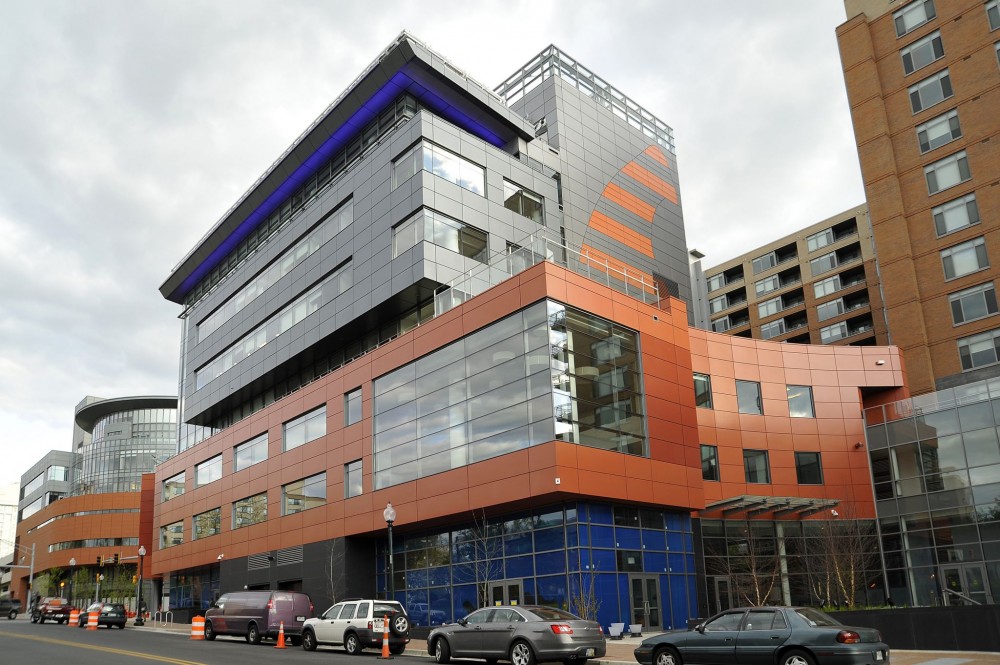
[136,621,1000,665]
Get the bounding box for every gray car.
[428,606,606,665]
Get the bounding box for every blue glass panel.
[615,527,641,549]
[591,525,614,548]
[685,554,695,573]
[566,505,578,523]
[430,587,451,625]
[406,589,429,625]
[683,534,694,551]
[642,529,666,552]
[407,568,428,589]
[566,526,579,548]
[506,555,534,578]
[668,553,686,573]
[428,566,450,587]
[659,576,674,630]
[592,548,616,572]
[670,575,689,630]
[452,563,476,584]
[534,508,564,528]
[536,575,567,608]
[616,573,630,622]
[594,573,619,629]
[567,548,583,571]
[453,539,476,563]
[523,577,537,605]
[453,584,478,619]
[667,532,685,552]
[535,550,566,575]
[534,527,565,552]
[590,503,613,525]
[376,574,385,594]
[578,524,590,547]
[644,552,667,573]
[665,512,687,531]
[505,532,533,556]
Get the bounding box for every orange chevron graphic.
[579,245,657,293]
[602,182,655,222]
[644,145,670,169]
[588,210,654,257]
[623,162,678,205]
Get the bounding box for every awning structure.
[699,495,840,518]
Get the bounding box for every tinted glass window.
[706,612,744,631]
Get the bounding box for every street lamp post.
[69,558,76,606]
[383,502,396,599]
[11,543,36,604]
[96,573,104,602]
[135,545,146,626]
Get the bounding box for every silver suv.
[301,599,410,654]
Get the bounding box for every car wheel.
[390,644,406,655]
[390,612,409,637]
[780,650,815,665]
[344,632,362,655]
[38,616,46,624]
[247,622,262,645]
[302,629,317,651]
[204,621,216,641]
[655,647,682,665]
[510,640,536,665]
[8,610,17,620]
[433,638,451,664]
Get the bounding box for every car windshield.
[528,607,581,621]
[795,607,842,627]
[88,603,103,611]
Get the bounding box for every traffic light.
[96,555,103,567]
[132,575,138,584]
[112,553,120,565]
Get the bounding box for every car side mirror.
[696,623,706,633]
[458,618,468,626]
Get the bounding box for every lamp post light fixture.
[383,502,396,599]
[69,558,76,605]
[135,545,146,626]
[96,573,105,601]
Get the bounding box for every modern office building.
[151,32,908,627]
[837,0,1000,396]
[10,396,175,605]
[702,204,890,347]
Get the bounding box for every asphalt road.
[0,617,426,665]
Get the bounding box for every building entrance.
[489,580,523,606]
[627,575,662,630]
[940,563,992,605]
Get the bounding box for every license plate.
[586,649,596,657]
[876,651,884,661]
[374,619,385,631]
[296,615,306,622]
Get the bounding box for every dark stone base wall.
[835,606,1000,651]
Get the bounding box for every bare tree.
[464,509,504,607]
[324,541,346,604]
[708,522,780,607]
[568,567,601,621]
[812,514,879,608]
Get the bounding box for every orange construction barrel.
[86,612,98,631]
[69,609,80,626]
[191,615,205,640]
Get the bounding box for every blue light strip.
[176,70,507,301]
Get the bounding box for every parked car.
[30,597,77,624]
[428,605,606,665]
[301,599,410,654]
[0,598,22,620]
[633,606,890,665]
[204,590,313,645]
[77,602,128,629]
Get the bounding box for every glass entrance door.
[941,563,992,605]
[628,575,662,630]
[709,576,733,615]
[488,580,523,606]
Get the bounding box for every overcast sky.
[0,0,865,492]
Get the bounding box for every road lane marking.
[1,632,208,665]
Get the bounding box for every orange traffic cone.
[380,614,392,659]
[275,621,286,649]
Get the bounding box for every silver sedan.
[428,605,606,665]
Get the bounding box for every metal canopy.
[700,495,840,518]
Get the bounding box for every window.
[810,251,838,275]
[950,283,998,324]
[909,69,952,113]
[712,317,732,333]
[761,320,786,340]
[988,0,999,31]
[814,275,842,298]
[234,434,267,472]
[345,388,362,426]
[233,493,267,529]
[393,208,488,262]
[941,237,989,280]
[22,472,43,498]
[758,297,781,318]
[736,380,763,415]
[701,445,719,481]
[934,194,980,237]
[345,460,363,498]
[693,373,713,408]
[817,299,845,322]
[392,140,485,195]
[744,450,771,484]
[959,328,1000,370]
[709,295,729,314]
[195,455,222,487]
[894,0,936,37]
[47,465,69,482]
[820,322,848,344]
[807,228,834,253]
[160,521,183,548]
[917,109,961,153]
[925,151,971,194]
[284,405,327,451]
[708,274,726,292]
[503,180,544,224]
[755,275,780,296]
[752,251,777,274]
[901,30,944,74]
[787,385,815,418]
[795,452,823,485]
[193,508,221,540]
[283,472,327,515]
[162,472,185,501]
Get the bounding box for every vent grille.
[248,553,271,570]
[276,545,303,566]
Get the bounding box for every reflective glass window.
[693,373,713,408]
[284,405,327,451]
[233,493,267,528]
[736,380,763,415]
[163,472,185,501]
[234,434,267,472]
[160,521,183,548]
[193,508,221,540]
[787,385,815,418]
[195,455,222,487]
[283,472,327,515]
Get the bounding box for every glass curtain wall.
[77,408,178,494]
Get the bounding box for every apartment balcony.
[707,265,745,294]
